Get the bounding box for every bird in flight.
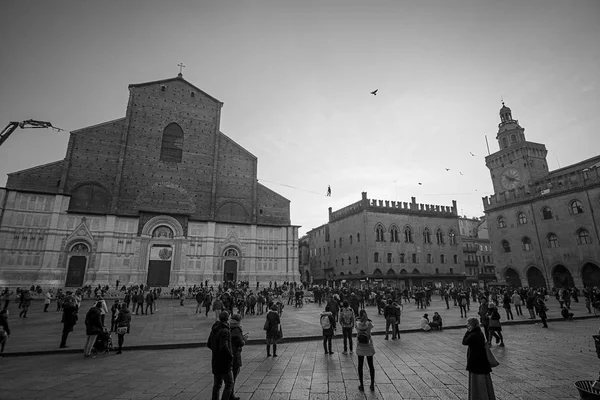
[371,89,378,95]
[470,152,476,157]
[445,168,450,171]
[459,172,464,176]
[418,182,422,185]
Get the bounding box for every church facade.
[0,74,299,288]
[483,103,600,288]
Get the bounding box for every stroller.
[92,329,113,355]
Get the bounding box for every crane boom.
[0,119,60,148]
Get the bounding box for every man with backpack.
[208,311,234,400]
[320,305,336,355]
[383,299,397,340]
[339,301,355,354]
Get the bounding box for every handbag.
[277,326,283,339]
[489,319,501,328]
[263,320,270,331]
[485,343,499,368]
[116,326,128,335]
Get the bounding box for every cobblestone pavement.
[1,296,593,354]
[1,317,598,400]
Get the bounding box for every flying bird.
[418,183,422,185]
[445,168,450,171]
[370,89,378,95]
[459,172,464,175]
[470,152,476,157]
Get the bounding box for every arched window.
[69,184,110,213]
[570,200,584,215]
[423,228,431,244]
[349,235,353,244]
[399,253,405,263]
[348,257,352,265]
[547,233,559,248]
[502,137,508,148]
[501,240,511,253]
[440,254,446,264]
[374,252,379,263]
[453,254,458,264]
[497,216,507,228]
[341,258,344,266]
[390,226,399,242]
[70,243,90,253]
[510,134,517,143]
[436,228,444,244]
[426,254,432,263]
[339,237,343,247]
[522,237,532,251]
[223,248,238,257]
[357,233,360,242]
[335,259,338,267]
[355,255,359,264]
[517,212,527,225]
[160,123,184,163]
[333,240,336,248]
[448,230,457,245]
[404,226,413,243]
[411,253,417,263]
[387,253,392,263]
[153,226,174,238]
[577,229,592,245]
[375,225,385,242]
[542,206,553,220]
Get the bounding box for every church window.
[387,253,392,263]
[497,216,507,228]
[160,123,184,163]
[577,229,592,245]
[501,240,511,253]
[404,226,413,243]
[435,228,444,244]
[547,233,559,248]
[448,230,456,245]
[510,134,517,143]
[70,243,90,253]
[542,207,553,220]
[224,248,238,257]
[423,228,431,244]
[375,224,385,242]
[399,253,405,263]
[374,252,379,263]
[69,184,110,214]
[522,237,532,251]
[517,212,527,225]
[570,200,584,215]
[190,91,195,97]
[502,137,508,148]
[390,226,399,242]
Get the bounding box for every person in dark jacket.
[114,305,132,354]
[383,299,397,340]
[83,302,103,358]
[210,311,234,400]
[462,317,495,400]
[229,314,248,400]
[110,300,121,332]
[320,305,336,354]
[265,304,281,357]
[59,302,78,348]
[0,309,10,357]
[134,291,144,315]
[145,291,154,315]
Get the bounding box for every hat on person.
[423,313,428,318]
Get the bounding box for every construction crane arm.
[0,120,62,148]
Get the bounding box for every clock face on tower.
[500,167,521,190]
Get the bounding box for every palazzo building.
[0,74,299,288]
[483,103,600,288]
[306,192,467,288]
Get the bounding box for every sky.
[1,0,599,237]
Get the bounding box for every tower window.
[510,134,517,143]
[448,230,457,245]
[547,233,559,248]
[423,228,432,244]
[404,226,413,243]
[440,254,446,264]
[390,226,399,242]
[570,200,584,215]
[387,253,392,263]
[426,254,432,263]
[501,240,511,253]
[411,253,417,263]
[357,233,360,242]
[497,216,507,228]
[577,229,592,245]
[542,207,553,220]
[399,253,405,263]
[375,225,385,242]
[160,123,184,163]
[435,228,444,244]
[374,252,379,263]
[160,85,166,92]
[191,91,195,97]
[522,236,532,251]
[502,137,508,148]
[517,212,527,225]
[453,254,458,264]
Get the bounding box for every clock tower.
[485,102,549,194]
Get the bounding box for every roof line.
[70,117,126,134]
[128,76,223,105]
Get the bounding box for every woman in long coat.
[265,304,281,357]
[462,317,496,400]
[355,309,376,392]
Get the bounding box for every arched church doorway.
[552,265,574,288]
[504,268,521,287]
[147,226,174,287]
[582,263,600,288]
[527,266,546,288]
[223,248,239,282]
[65,243,90,287]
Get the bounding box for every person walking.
[535,295,549,328]
[355,309,375,392]
[114,304,132,354]
[209,311,234,400]
[43,289,53,312]
[134,291,144,315]
[487,304,504,347]
[213,296,224,321]
[145,291,154,315]
[511,291,523,316]
[320,305,336,355]
[383,299,397,340]
[265,304,281,357]
[59,298,78,348]
[502,293,513,321]
[462,317,496,400]
[229,314,248,400]
[526,293,536,319]
[478,298,491,344]
[18,289,32,318]
[0,309,10,358]
[83,301,104,358]
[203,293,212,317]
[339,301,355,354]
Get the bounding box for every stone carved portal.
[65,242,90,287]
[223,248,239,282]
[148,244,172,287]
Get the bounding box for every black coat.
[265,310,280,336]
[62,305,78,330]
[84,307,103,335]
[462,326,492,374]
[209,321,233,374]
[230,322,245,369]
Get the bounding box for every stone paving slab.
[1,296,593,355]
[0,318,597,399]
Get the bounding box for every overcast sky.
[1,0,599,236]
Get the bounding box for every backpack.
[461,298,467,306]
[320,314,331,330]
[340,309,354,327]
[357,330,369,344]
